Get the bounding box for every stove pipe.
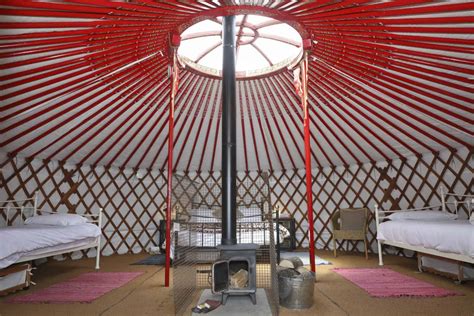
[221,15,237,246]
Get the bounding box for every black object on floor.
[131,254,166,265]
[192,300,221,314]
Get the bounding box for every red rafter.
[0,0,471,173]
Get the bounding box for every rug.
[131,254,166,265]
[280,251,331,265]
[8,272,143,304]
[333,268,461,298]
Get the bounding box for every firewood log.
[230,269,248,288]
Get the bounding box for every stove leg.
[249,292,257,305]
[221,293,229,305]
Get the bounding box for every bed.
[169,202,289,261]
[375,188,474,282]
[0,192,103,270]
[173,221,290,248]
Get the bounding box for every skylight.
[178,15,303,78]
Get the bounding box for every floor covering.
[333,268,461,298]
[0,251,473,316]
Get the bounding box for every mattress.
[0,223,101,269]
[377,219,474,258]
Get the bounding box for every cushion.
[387,210,457,221]
[24,213,87,226]
[238,207,261,222]
[188,208,217,223]
[340,209,367,230]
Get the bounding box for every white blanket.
[377,219,474,258]
[0,223,101,269]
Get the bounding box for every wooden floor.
[0,251,473,316]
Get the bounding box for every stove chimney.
[221,15,237,246]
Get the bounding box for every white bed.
[168,222,289,260]
[375,189,474,282]
[0,193,103,270]
[377,219,474,260]
[174,223,289,247]
[0,223,101,269]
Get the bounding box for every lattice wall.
[272,146,473,255]
[0,152,167,258]
[0,146,472,259]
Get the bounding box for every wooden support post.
[165,47,179,287]
[301,51,316,274]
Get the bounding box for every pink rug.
[333,268,461,298]
[7,272,143,304]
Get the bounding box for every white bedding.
[175,230,284,247]
[377,219,474,258]
[168,223,289,259]
[0,223,101,269]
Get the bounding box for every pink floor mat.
[7,272,143,304]
[333,268,461,298]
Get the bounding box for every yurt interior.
[0,1,473,316]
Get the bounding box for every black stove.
[212,243,259,305]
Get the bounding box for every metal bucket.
[278,270,315,309]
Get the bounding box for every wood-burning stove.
[212,244,259,304]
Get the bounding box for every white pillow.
[238,207,261,223]
[188,208,216,223]
[25,213,87,226]
[470,213,474,225]
[387,210,457,221]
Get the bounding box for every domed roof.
[0,1,472,172]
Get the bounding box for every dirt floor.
[0,251,473,316]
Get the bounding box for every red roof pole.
[301,40,316,274]
[165,33,181,288]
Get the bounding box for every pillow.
[238,207,261,223]
[188,208,217,223]
[470,213,474,225]
[387,210,457,221]
[211,209,243,218]
[25,213,87,226]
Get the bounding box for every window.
[178,14,303,78]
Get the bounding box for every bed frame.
[172,201,285,262]
[375,188,474,281]
[0,192,103,270]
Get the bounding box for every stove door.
[211,260,229,294]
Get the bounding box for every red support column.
[165,43,180,287]
[301,51,316,274]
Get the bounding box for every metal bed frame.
[375,188,473,281]
[172,201,284,262]
[0,192,103,270]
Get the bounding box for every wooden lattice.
[271,146,473,255]
[0,154,167,258]
[171,171,271,216]
[0,146,472,260]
